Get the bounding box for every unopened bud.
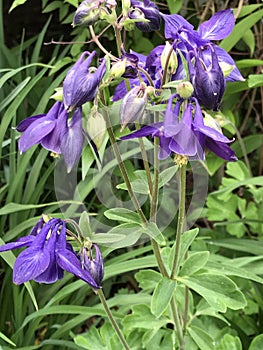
[161,42,178,75]
[110,59,127,79]
[120,84,148,132]
[87,108,107,149]
[176,81,194,99]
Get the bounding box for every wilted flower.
[80,244,104,287]
[120,84,148,131]
[128,0,161,32]
[63,51,106,111]
[16,101,84,172]
[0,217,101,288]
[188,45,226,111]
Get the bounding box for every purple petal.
[60,108,84,173]
[13,246,50,284]
[206,138,237,161]
[34,229,63,283]
[198,9,235,41]
[121,123,163,140]
[18,117,56,153]
[158,136,171,160]
[0,236,35,252]
[56,249,100,289]
[214,46,245,82]
[162,13,194,39]
[16,115,46,132]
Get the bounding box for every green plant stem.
[170,296,185,349]
[170,164,187,279]
[104,109,147,224]
[97,289,131,350]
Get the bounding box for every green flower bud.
[161,42,178,75]
[176,81,194,99]
[87,107,107,149]
[122,0,131,16]
[110,59,127,79]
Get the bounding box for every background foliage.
[0,0,263,349]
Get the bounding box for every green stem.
[97,289,131,350]
[104,109,148,224]
[170,164,187,279]
[170,297,185,349]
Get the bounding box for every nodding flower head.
[188,45,226,111]
[120,83,148,131]
[128,0,161,32]
[63,51,106,111]
[73,0,103,27]
[80,244,104,287]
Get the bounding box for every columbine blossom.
[0,218,103,288]
[16,101,84,172]
[121,94,237,161]
[80,245,104,287]
[63,51,106,111]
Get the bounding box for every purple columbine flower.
[188,45,226,111]
[80,245,104,287]
[121,94,237,161]
[128,0,161,32]
[73,0,103,27]
[191,98,237,161]
[0,218,101,288]
[63,51,106,111]
[16,101,84,172]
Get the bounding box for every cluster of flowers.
[1,0,244,288]
[0,216,103,288]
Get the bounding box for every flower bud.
[176,81,194,99]
[87,107,107,149]
[110,59,127,80]
[72,0,102,27]
[80,244,104,287]
[120,84,148,132]
[161,42,178,75]
[122,0,131,16]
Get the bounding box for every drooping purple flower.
[0,217,101,289]
[73,0,102,27]
[16,101,84,172]
[63,51,106,110]
[191,98,237,161]
[188,45,226,111]
[121,49,139,79]
[128,0,161,32]
[80,244,104,287]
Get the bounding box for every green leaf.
[248,74,263,88]
[207,238,263,256]
[179,251,210,276]
[74,328,107,350]
[249,334,263,350]
[0,331,16,346]
[236,59,263,69]
[9,0,28,12]
[151,277,176,317]
[220,9,263,52]
[79,211,93,238]
[178,273,246,312]
[159,166,178,188]
[170,228,199,269]
[135,269,162,291]
[0,201,83,215]
[166,0,183,13]
[141,222,166,245]
[104,208,141,224]
[188,325,215,350]
[216,333,242,350]
[242,29,255,55]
